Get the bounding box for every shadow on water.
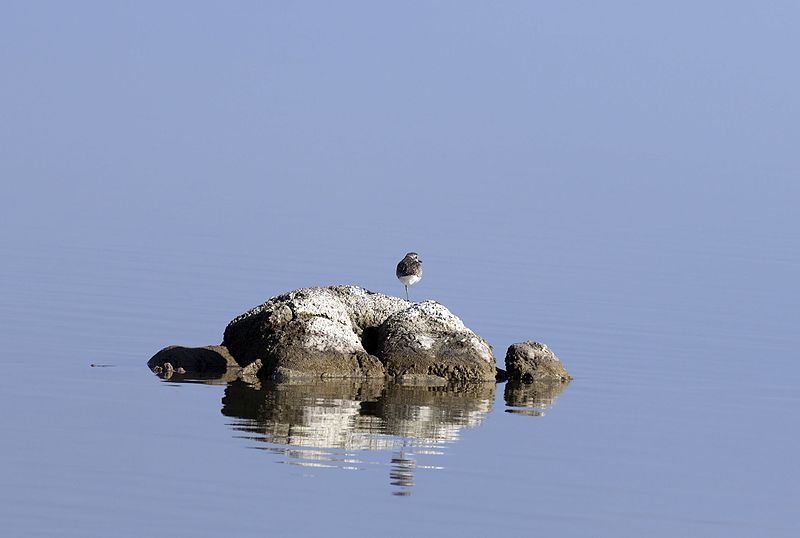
[156,371,569,495]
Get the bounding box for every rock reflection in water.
[504,380,570,416]
[221,379,495,495]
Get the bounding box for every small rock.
[495,367,508,382]
[238,359,262,384]
[148,345,238,374]
[504,341,571,383]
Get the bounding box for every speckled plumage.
[396,252,422,300]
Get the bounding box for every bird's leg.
[405,285,409,301]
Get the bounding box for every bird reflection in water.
[390,449,416,496]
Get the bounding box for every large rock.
[221,286,496,382]
[504,341,572,382]
[376,302,496,382]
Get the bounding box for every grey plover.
[396,252,422,301]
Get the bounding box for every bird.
[396,252,422,301]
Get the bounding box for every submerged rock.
[504,341,572,382]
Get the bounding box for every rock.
[223,286,406,380]
[221,286,497,383]
[376,301,496,382]
[495,367,508,382]
[238,359,262,385]
[148,345,239,374]
[504,341,571,382]
[395,374,449,387]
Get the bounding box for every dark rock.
[504,341,571,382]
[148,345,238,374]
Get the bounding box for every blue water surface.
[1,2,798,537]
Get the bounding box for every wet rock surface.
[504,341,572,382]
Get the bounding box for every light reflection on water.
[155,373,568,495]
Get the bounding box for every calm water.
[2,2,799,536]
[1,225,797,537]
